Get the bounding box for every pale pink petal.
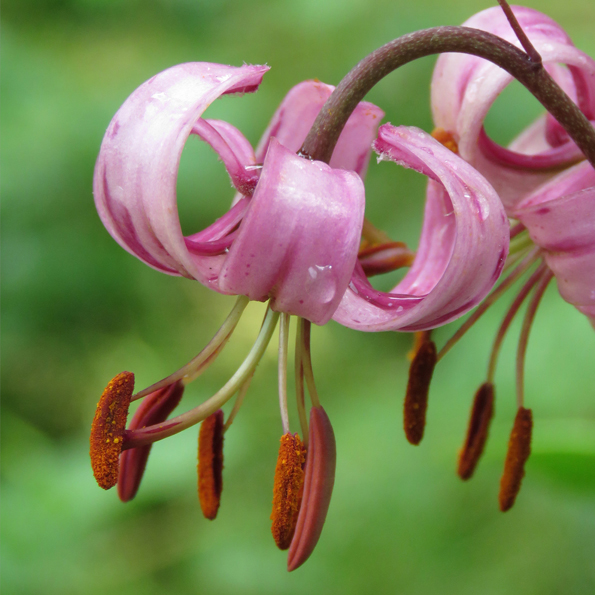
[431,6,595,211]
[93,62,269,284]
[219,139,365,325]
[191,119,259,196]
[513,161,595,320]
[255,80,384,177]
[332,125,509,332]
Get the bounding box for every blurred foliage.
[2,0,595,593]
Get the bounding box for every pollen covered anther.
[431,127,459,154]
[404,340,437,445]
[271,433,307,550]
[90,371,135,490]
[499,407,533,512]
[458,382,495,480]
[198,409,225,520]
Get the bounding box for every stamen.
[90,372,135,490]
[299,319,321,409]
[487,263,547,383]
[431,127,459,153]
[132,295,249,401]
[516,269,553,408]
[118,380,185,502]
[223,372,254,433]
[278,313,291,435]
[403,339,436,445]
[499,407,533,512]
[361,218,394,246]
[123,307,280,448]
[295,320,309,447]
[271,433,307,550]
[198,409,224,520]
[437,247,541,362]
[358,241,415,276]
[457,382,495,480]
[407,330,432,362]
[287,406,336,572]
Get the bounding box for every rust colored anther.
[90,372,135,490]
[359,241,415,277]
[271,433,307,550]
[403,340,436,445]
[198,410,224,520]
[431,127,459,154]
[499,407,533,512]
[118,380,185,502]
[458,382,495,480]
[287,406,336,572]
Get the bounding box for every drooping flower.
[426,7,595,508]
[91,60,510,570]
[431,5,595,211]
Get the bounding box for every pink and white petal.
[513,162,595,315]
[431,6,595,210]
[332,125,509,332]
[93,62,269,284]
[254,80,384,177]
[219,139,365,325]
[191,119,259,196]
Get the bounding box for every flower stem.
[300,27,595,167]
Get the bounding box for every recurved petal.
[219,138,365,325]
[254,80,384,178]
[287,406,336,572]
[332,125,509,332]
[118,381,185,502]
[513,161,595,321]
[431,6,595,210]
[93,62,269,283]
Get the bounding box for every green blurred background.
[3,0,595,593]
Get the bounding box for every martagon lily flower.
[90,57,510,571]
[424,5,595,511]
[431,4,595,211]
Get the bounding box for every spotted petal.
[332,125,509,332]
[431,6,595,211]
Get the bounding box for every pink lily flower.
[91,62,511,570]
[431,5,595,212]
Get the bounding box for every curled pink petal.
[431,6,595,211]
[118,381,185,502]
[332,125,509,332]
[255,80,384,178]
[94,62,269,283]
[191,119,259,196]
[287,406,336,572]
[219,138,365,325]
[513,161,595,322]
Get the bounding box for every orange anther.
[431,127,459,153]
[198,410,224,520]
[271,433,307,550]
[90,372,134,489]
[499,407,532,512]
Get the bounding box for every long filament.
[437,247,540,362]
[295,318,309,446]
[131,295,250,401]
[223,371,254,433]
[278,313,291,435]
[124,307,280,447]
[487,263,547,383]
[516,269,553,407]
[300,319,321,408]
